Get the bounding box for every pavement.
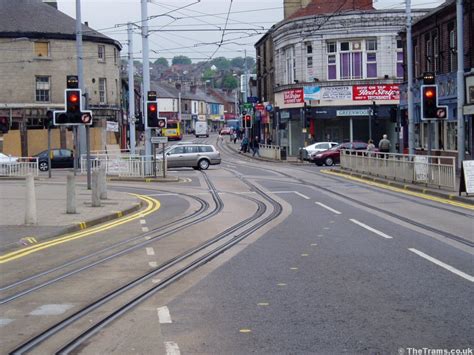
[0,174,143,252]
[223,140,474,206]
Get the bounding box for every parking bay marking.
[315,202,341,215]
[157,306,172,323]
[409,248,474,282]
[350,219,393,239]
[164,341,181,355]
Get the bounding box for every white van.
[195,121,209,137]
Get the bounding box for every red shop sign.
[284,89,304,104]
[353,85,400,101]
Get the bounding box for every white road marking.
[149,262,158,268]
[145,236,152,240]
[142,227,149,233]
[140,219,147,225]
[147,193,179,197]
[272,191,310,199]
[350,219,393,239]
[164,341,181,355]
[146,247,155,256]
[30,304,73,316]
[315,202,341,215]
[409,248,474,282]
[157,306,172,323]
[152,278,162,284]
[0,319,14,327]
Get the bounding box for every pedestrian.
[378,134,391,158]
[240,136,249,153]
[266,137,272,146]
[366,139,375,157]
[233,131,238,144]
[218,131,223,143]
[252,136,260,157]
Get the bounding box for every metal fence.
[259,144,282,160]
[340,150,457,191]
[80,154,159,177]
[0,157,38,177]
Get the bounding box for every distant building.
[255,0,427,156]
[0,0,122,155]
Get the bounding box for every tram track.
[8,170,283,354]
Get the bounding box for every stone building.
[0,0,122,156]
[255,0,427,156]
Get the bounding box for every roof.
[0,0,121,49]
[288,0,374,20]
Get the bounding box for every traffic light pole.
[456,0,465,169]
[141,0,152,173]
[127,23,136,155]
[406,0,416,155]
[47,126,52,179]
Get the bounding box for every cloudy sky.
[57,0,445,63]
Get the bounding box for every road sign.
[243,103,253,110]
[151,136,168,144]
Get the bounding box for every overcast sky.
[57,0,445,63]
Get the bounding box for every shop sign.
[336,109,370,117]
[303,86,321,101]
[353,85,400,101]
[320,86,352,100]
[255,103,265,111]
[284,89,304,104]
[106,121,119,132]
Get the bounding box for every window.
[448,24,456,72]
[366,53,377,78]
[114,48,117,65]
[199,146,213,153]
[328,54,337,80]
[169,146,185,155]
[184,103,188,111]
[340,42,349,51]
[396,37,404,78]
[366,39,377,51]
[307,56,313,68]
[424,33,432,72]
[98,45,105,62]
[35,76,50,102]
[306,44,313,54]
[35,41,50,57]
[414,39,420,77]
[432,30,439,73]
[284,46,295,84]
[327,42,336,53]
[184,146,200,154]
[99,78,107,104]
[340,52,362,80]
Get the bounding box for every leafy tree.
[210,57,230,71]
[154,57,169,67]
[172,55,192,65]
[222,74,238,90]
[202,68,216,81]
[230,57,245,68]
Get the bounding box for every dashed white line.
[157,306,172,324]
[142,227,149,233]
[140,219,147,225]
[164,341,181,355]
[272,191,310,199]
[315,202,341,215]
[409,248,474,282]
[146,247,155,256]
[149,262,158,268]
[350,219,393,239]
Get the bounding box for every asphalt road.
[1,134,472,354]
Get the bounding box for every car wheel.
[39,161,49,171]
[315,162,323,166]
[198,159,210,170]
[324,157,334,166]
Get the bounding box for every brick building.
[0,0,122,156]
[399,0,474,157]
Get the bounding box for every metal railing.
[340,150,457,191]
[80,154,158,177]
[0,157,38,177]
[259,144,282,160]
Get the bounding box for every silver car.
[158,144,221,170]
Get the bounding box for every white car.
[302,142,338,160]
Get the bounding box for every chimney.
[190,85,197,94]
[42,0,58,9]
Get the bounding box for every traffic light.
[421,85,447,120]
[146,101,158,128]
[304,103,311,127]
[371,102,378,119]
[244,114,252,128]
[54,89,92,125]
[66,89,81,115]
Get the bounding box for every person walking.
[252,136,260,157]
[240,136,249,153]
[378,134,391,158]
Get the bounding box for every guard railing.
[80,154,159,177]
[340,150,456,191]
[0,157,38,177]
[259,144,283,160]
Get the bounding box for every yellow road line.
[322,170,474,210]
[0,194,160,263]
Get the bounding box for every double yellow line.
[322,170,474,210]
[0,194,160,264]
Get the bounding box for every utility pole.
[406,0,415,155]
[127,23,136,155]
[141,0,152,165]
[75,0,91,189]
[456,0,465,168]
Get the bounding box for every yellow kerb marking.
[116,211,123,218]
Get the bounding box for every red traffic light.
[68,92,79,103]
[245,115,251,121]
[424,89,435,99]
[148,103,157,112]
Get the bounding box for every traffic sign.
[151,136,168,144]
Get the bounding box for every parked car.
[0,152,19,175]
[33,148,74,171]
[219,127,232,135]
[157,144,221,170]
[303,142,338,160]
[312,142,369,166]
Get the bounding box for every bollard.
[91,171,101,207]
[66,174,76,214]
[99,166,107,200]
[24,174,37,225]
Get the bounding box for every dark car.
[34,149,74,171]
[312,142,368,166]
